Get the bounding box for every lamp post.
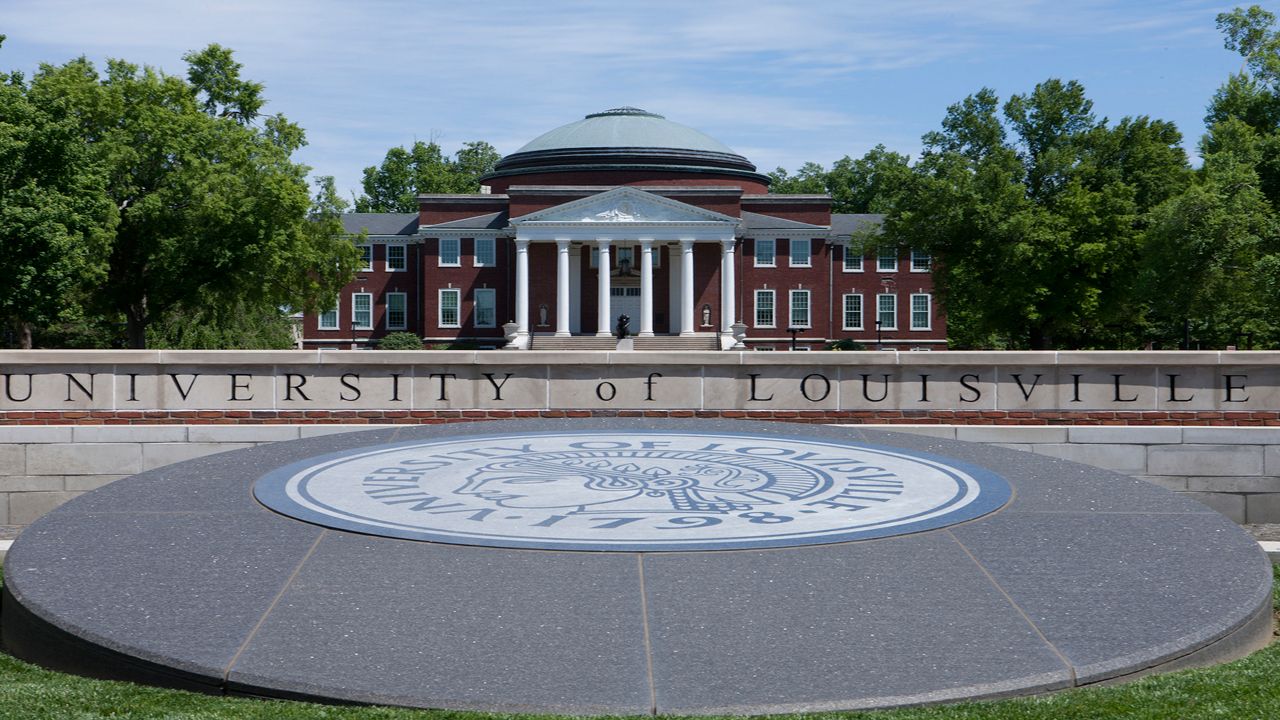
[875,319,882,350]
[786,327,799,351]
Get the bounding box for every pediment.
[511,187,736,225]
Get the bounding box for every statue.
[616,314,631,339]
[701,304,712,327]
[538,303,549,327]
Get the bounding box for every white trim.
[842,293,863,331]
[352,292,373,330]
[910,293,932,331]
[386,244,406,272]
[789,238,811,268]
[474,288,497,328]
[754,289,775,328]
[789,289,811,329]
[438,237,461,267]
[910,249,931,272]
[877,293,897,331]
[474,237,496,267]
[357,244,373,272]
[754,238,776,268]
[843,240,863,272]
[318,304,339,331]
[438,288,461,328]
[385,292,407,330]
[877,246,898,272]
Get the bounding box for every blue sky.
[1,1,1268,201]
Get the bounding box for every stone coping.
[1,420,1271,714]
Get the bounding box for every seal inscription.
[254,431,1011,551]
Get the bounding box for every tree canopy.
[354,140,501,212]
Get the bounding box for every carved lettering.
[3,374,32,403]
[860,374,889,403]
[483,372,513,401]
[228,374,253,402]
[748,373,773,402]
[801,373,831,402]
[65,373,94,402]
[596,381,616,402]
[644,372,662,402]
[1010,373,1042,401]
[919,374,929,403]
[340,373,361,402]
[429,373,456,402]
[1166,374,1194,403]
[391,373,403,402]
[1113,374,1138,402]
[127,373,138,402]
[168,373,198,401]
[1224,374,1250,403]
[285,373,310,401]
[959,374,981,403]
[1071,374,1083,403]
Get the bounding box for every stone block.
[298,425,397,438]
[1029,443,1147,475]
[26,443,141,476]
[1268,446,1280,476]
[1185,476,1280,493]
[71,426,188,443]
[1148,445,1264,477]
[0,445,24,475]
[186,426,300,443]
[9,491,80,525]
[1246,494,1280,524]
[63,474,129,492]
[956,427,1068,444]
[1067,427,1182,445]
[142,443,253,471]
[1179,491,1246,523]
[0,427,73,443]
[1134,475,1189,491]
[1181,427,1280,445]
[872,425,957,440]
[0,475,63,492]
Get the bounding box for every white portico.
[507,187,740,349]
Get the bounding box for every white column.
[638,239,654,337]
[555,239,571,337]
[596,239,612,336]
[514,238,530,337]
[720,238,736,333]
[679,238,695,336]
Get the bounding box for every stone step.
[632,336,720,351]
[528,336,618,351]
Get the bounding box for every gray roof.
[341,213,418,236]
[830,213,885,237]
[739,211,829,232]
[421,211,509,231]
[515,107,739,156]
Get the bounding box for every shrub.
[376,332,424,350]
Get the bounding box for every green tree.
[769,146,912,214]
[0,36,112,348]
[355,139,501,212]
[28,45,359,348]
[887,80,1189,349]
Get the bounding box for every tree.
[28,45,360,348]
[768,146,912,213]
[0,36,112,348]
[886,80,1189,349]
[355,139,501,212]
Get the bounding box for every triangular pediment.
[511,187,737,225]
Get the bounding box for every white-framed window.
[439,238,460,267]
[474,237,495,267]
[844,241,863,272]
[877,293,897,330]
[789,238,811,267]
[842,293,863,330]
[358,244,373,271]
[616,246,634,273]
[318,304,339,330]
[590,245,599,268]
[384,292,407,330]
[789,290,811,328]
[474,288,496,328]
[911,293,932,330]
[651,245,662,268]
[386,244,406,272]
[438,289,460,328]
[877,246,898,272]
[352,292,373,330]
[754,290,775,328]
[755,238,776,267]
[911,250,931,272]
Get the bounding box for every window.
[911,293,931,330]
[843,294,863,330]
[474,288,496,328]
[877,293,897,330]
[911,250,931,272]
[754,290,775,328]
[651,245,662,268]
[843,241,863,272]
[352,293,373,329]
[755,238,775,267]
[789,238,811,267]
[386,245,406,271]
[877,246,898,272]
[439,238,460,266]
[358,244,373,271]
[438,289,460,327]
[474,238,495,267]
[616,247,634,273]
[318,305,339,330]
[385,292,406,330]
[789,290,810,328]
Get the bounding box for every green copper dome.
[482,107,768,186]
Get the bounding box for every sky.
[0,1,1270,201]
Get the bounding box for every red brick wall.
[305,243,422,348]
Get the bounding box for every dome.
[482,107,768,186]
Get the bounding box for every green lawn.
[0,569,1275,720]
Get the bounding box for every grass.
[0,569,1276,720]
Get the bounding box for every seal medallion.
[254,431,1011,551]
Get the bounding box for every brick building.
[304,107,944,350]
